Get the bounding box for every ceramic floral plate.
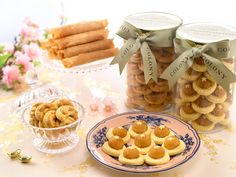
[86,112,200,174]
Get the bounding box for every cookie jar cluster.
[124,12,182,112]
[174,23,236,132]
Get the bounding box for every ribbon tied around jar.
[160,38,236,91]
[111,21,176,84]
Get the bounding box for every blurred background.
[1,0,236,42]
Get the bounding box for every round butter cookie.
[192,96,215,114]
[193,76,217,96]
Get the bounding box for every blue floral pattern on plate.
[87,112,201,174]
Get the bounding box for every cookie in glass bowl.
[21,97,84,154]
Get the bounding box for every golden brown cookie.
[127,79,142,87]
[29,118,40,127]
[144,92,167,105]
[127,96,148,106]
[203,72,214,81]
[182,68,201,81]
[180,83,200,102]
[43,110,59,128]
[193,76,217,96]
[35,103,57,121]
[177,78,189,84]
[156,48,175,64]
[151,47,163,59]
[127,62,143,75]
[222,93,233,111]
[192,96,215,114]
[132,85,152,95]
[130,51,142,63]
[179,103,201,122]
[191,115,214,131]
[52,98,73,108]
[56,105,78,122]
[206,104,225,123]
[60,117,75,126]
[138,62,144,71]
[126,87,143,97]
[157,62,169,76]
[148,79,169,92]
[206,85,227,103]
[219,111,230,126]
[135,74,146,85]
[126,99,139,109]
[191,57,207,72]
[165,92,173,104]
[30,103,42,123]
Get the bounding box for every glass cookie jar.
[174,23,236,132]
[124,12,182,112]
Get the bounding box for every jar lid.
[176,23,236,43]
[124,12,182,31]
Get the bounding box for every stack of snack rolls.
[40,19,118,68]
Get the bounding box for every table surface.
[0,65,236,177]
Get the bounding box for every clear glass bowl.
[21,98,84,154]
[12,85,67,115]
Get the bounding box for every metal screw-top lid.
[125,12,182,31]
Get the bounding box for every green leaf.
[0,45,4,53]
[33,60,41,67]
[0,53,11,69]
[43,30,50,39]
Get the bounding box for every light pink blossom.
[3,43,14,53]
[14,51,23,57]
[102,98,118,117]
[2,65,20,88]
[16,53,32,72]
[88,98,103,116]
[24,17,39,28]
[20,25,40,41]
[23,43,41,59]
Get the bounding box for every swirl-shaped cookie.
[52,99,73,108]
[30,103,42,120]
[35,103,57,121]
[56,105,78,122]
[43,110,60,128]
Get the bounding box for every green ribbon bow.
[160,38,236,91]
[111,21,176,84]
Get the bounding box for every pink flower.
[102,98,118,117]
[2,65,20,88]
[88,98,103,116]
[20,25,40,41]
[23,43,41,59]
[24,17,39,28]
[14,51,23,57]
[3,43,14,54]
[16,53,32,72]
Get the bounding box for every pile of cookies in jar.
[126,47,176,112]
[174,23,235,132]
[124,12,183,112]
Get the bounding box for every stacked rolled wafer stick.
[40,19,118,68]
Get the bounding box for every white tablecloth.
[0,66,236,177]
